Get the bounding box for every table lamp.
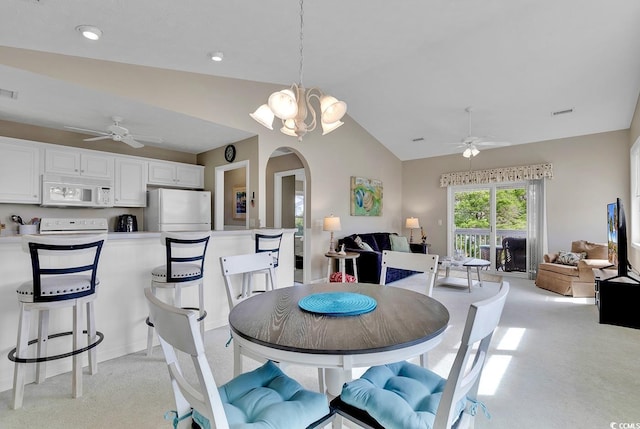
[323,215,341,254]
[405,217,420,243]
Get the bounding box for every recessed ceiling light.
[76,25,102,41]
[210,51,224,62]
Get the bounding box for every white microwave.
[41,174,114,208]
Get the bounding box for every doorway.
[274,168,306,284]
[214,160,250,230]
[448,183,529,276]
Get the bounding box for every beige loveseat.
[535,240,611,297]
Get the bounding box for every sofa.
[535,240,611,297]
[338,232,425,284]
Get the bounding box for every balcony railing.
[453,228,526,265]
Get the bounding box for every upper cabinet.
[0,138,43,204]
[45,148,114,179]
[148,160,204,189]
[114,157,148,207]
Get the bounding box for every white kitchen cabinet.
[148,160,204,188]
[0,138,42,204]
[45,148,114,179]
[114,157,148,207]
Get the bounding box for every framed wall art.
[350,176,383,216]
[233,186,247,220]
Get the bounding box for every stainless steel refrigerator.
[144,188,211,231]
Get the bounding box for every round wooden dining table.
[228,282,450,396]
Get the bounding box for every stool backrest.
[220,252,276,309]
[161,231,211,283]
[22,233,107,302]
[253,230,283,268]
[380,250,439,296]
[144,287,230,429]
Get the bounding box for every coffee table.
[436,257,491,292]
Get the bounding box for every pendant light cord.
[298,0,305,87]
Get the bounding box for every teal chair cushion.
[217,361,329,428]
[340,361,467,429]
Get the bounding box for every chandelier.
[250,0,347,141]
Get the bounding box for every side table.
[325,252,360,283]
[409,242,431,254]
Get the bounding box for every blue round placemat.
[298,292,377,316]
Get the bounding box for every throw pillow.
[354,236,375,252]
[556,250,587,266]
[390,235,411,252]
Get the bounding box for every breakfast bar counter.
[0,228,294,393]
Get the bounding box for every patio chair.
[331,282,510,429]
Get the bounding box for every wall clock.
[224,144,236,162]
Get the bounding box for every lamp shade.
[323,216,341,232]
[250,104,275,130]
[405,217,420,229]
[268,89,298,119]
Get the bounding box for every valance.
[440,163,553,187]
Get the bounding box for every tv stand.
[594,269,640,329]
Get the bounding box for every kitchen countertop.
[0,228,295,244]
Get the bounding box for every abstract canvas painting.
[350,176,383,216]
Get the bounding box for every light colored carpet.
[1,275,639,428]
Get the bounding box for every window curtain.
[527,179,547,280]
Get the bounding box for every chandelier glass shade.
[250,0,347,141]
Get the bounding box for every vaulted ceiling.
[1,0,640,159]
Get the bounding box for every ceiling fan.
[65,116,162,149]
[452,107,511,158]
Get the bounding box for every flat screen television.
[607,197,628,278]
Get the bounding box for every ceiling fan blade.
[475,141,511,147]
[131,134,163,144]
[122,135,145,148]
[84,135,112,142]
[65,126,108,136]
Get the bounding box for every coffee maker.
[115,214,138,232]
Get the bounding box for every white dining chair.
[380,250,439,296]
[331,282,510,429]
[144,288,333,429]
[220,251,276,310]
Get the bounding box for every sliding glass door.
[449,183,528,276]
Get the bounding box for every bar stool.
[244,230,283,296]
[146,231,210,356]
[9,233,107,409]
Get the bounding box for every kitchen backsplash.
[0,203,143,235]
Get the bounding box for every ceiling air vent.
[551,108,573,116]
[0,88,18,100]
[412,137,424,142]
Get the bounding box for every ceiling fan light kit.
[250,0,347,141]
[454,106,511,158]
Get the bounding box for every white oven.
[41,174,113,208]
[39,218,109,234]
